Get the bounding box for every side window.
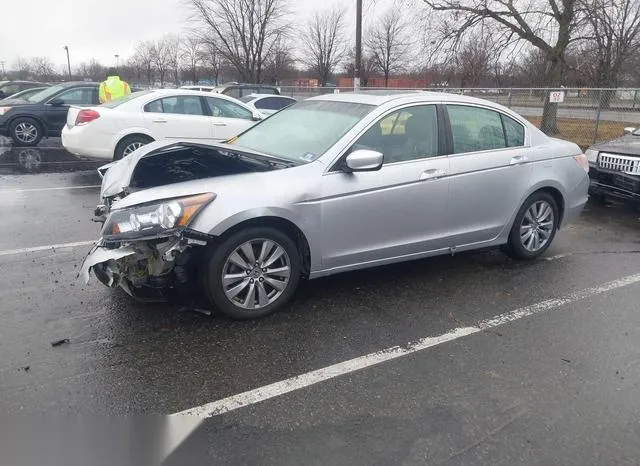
[274,97,295,110]
[254,97,278,110]
[352,105,439,164]
[2,84,21,95]
[144,96,205,115]
[52,88,95,105]
[206,97,253,120]
[144,99,164,113]
[447,105,507,153]
[223,87,241,99]
[502,114,525,147]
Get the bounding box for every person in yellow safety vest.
[99,69,131,104]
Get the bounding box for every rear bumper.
[61,126,113,160]
[589,167,640,202]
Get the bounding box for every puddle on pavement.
[0,143,104,175]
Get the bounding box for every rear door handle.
[510,155,529,165]
[213,122,228,126]
[152,119,167,123]
[420,168,446,181]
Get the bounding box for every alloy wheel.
[14,122,38,144]
[123,141,145,157]
[520,200,555,252]
[221,238,291,310]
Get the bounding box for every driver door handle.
[152,119,167,123]
[213,122,228,126]
[510,155,529,165]
[420,168,446,181]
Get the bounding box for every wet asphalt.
[1,138,639,464]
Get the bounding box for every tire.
[504,191,559,260]
[114,135,153,160]
[10,117,43,146]
[203,227,302,319]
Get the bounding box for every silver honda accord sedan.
[81,92,590,319]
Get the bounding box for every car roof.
[244,93,294,100]
[309,90,506,108]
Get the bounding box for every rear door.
[44,86,98,134]
[142,95,214,143]
[204,96,255,140]
[444,104,532,246]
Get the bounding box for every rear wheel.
[504,192,559,260]
[203,227,301,319]
[10,118,42,146]
[114,134,153,160]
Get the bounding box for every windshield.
[27,84,67,102]
[101,90,153,108]
[232,100,374,163]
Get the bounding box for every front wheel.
[203,227,302,319]
[504,192,559,260]
[10,118,42,146]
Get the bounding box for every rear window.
[101,90,153,108]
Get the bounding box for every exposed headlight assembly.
[585,149,598,163]
[0,107,13,116]
[102,193,215,240]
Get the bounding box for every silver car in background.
[81,92,590,319]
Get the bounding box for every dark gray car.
[586,128,640,202]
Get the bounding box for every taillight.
[75,109,100,126]
[574,153,589,173]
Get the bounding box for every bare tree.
[422,0,586,133]
[30,57,56,81]
[134,41,156,84]
[202,36,223,84]
[300,7,348,86]
[189,0,290,83]
[344,50,379,87]
[263,35,296,84]
[151,38,172,86]
[182,34,205,83]
[579,0,640,88]
[13,57,32,80]
[77,59,106,81]
[164,34,182,86]
[365,8,413,87]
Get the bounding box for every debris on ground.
[51,338,70,347]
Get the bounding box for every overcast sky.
[0,0,395,71]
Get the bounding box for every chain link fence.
[279,87,640,149]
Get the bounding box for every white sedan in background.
[62,89,262,160]
[239,94,297,117]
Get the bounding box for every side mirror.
[345,149,383,172]
[623,127,636,135]
[48,98,66,106]
[252,112,263,122]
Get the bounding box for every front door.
[142,95,214,143]
[319,104,451,272]
[44,86,98,134]
[444,104,533,246]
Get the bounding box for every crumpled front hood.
[592,135,640,155]
[99,140,169,198]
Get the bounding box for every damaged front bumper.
[79,231,210,301]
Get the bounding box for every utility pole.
[0,61,5,78]
[63,46,72,80]
[115,54,120,72]
[355,0,362,91]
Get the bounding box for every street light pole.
[0,61,5,78]
[115,54,120,72]
[63,46,71,80]
[355,0,362,91]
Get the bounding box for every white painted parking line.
[0,185,101,194]
[0,240,95,257]
[174,272,640,419]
